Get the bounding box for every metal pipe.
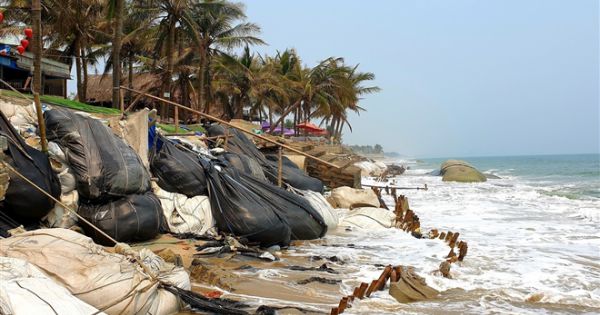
[120,86,341,169]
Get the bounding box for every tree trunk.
[269,99,301,133]
[32,0,47,153]
[196,43,207,113]
[74,38,84,102]
[81,46,88,101]
[128,54,133,103]
[112,0,123,110]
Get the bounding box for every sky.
[239,0,599,158]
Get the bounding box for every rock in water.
[440,160,487,183]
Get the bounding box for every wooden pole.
[32,0,47,154]
[277,146,283,187]
[174,106,179,133]
[120,86,341,169]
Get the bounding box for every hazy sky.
[241,0,599,158]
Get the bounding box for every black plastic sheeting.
[218,152,267,182]
[0,110,60,222]
[45,109,151,201]
[206,124,324,192]
[238,173,327,240]
[78,192,163,245]
[203,160,291,247]
[150,135,208,197]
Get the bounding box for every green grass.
[0,90,121,115]
[157,123,205,134]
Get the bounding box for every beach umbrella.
[16,46,25,55]
[20,39,29,49]
[24,28,33,39]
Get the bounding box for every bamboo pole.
[32,0,47,154]
[174,106,179,133]
[120,86,341,169]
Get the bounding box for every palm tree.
[109,0,124,109]
[186,0,264,114]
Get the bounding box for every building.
[0,42,70,97]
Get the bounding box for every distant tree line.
[349,144,383,155]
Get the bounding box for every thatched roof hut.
[84,73,160,106]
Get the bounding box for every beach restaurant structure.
[0,42,70,97]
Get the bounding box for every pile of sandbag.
[0,228,190,314]
[45,108,162,244]
[0,256,104,314]
[207,124,324,192]
[42,141,79,229]
[0,110,60,233]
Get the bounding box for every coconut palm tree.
[185,0,264,114]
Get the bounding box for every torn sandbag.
[238,173,327,240]
[0,110,60,222]
[0,256,105,315]
[45,108,151,201]
[219,152,267,182]
[153,183,216,236]
[150,135,208,197]
[207,124,323,192]
[78,192,163,245]
[203,160,291,247]
[0,229,190,315]
[289,187,339,230]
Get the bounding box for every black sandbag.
[45,108,150,201]
[203,160,291,247]
[207,124,324,193]
[218,152,267,182]
[150,136,208,197]
[265,154,300,169]
[263,159,324,193]
[238,173,327,240]
[78,192,163,245]
[0,110,60,222]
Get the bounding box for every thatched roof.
[85,73,161,104]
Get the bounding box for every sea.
[281,154,599,314]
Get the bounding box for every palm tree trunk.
[81,47,88,101]
[196,43,207,113]
[74,38,84,102]
[112,0,124,110]
[128,54,133,103]
[269,99,301,133]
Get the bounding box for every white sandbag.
[110,108,150,168]
[0,229,190,315]
[339,207,395,230]
[290,187,338,229]
[374,161,388,172]
[57,167,77,193]
[0,100,17,117]
[153,183,215,235]
[328,186,380,209]
[43,190,78,228]
[0,256,104,315]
